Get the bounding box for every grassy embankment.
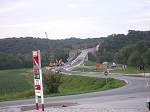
[73,61,101,72]
[57,75,125,96]
[110,67,150,74]
[0,68,125,101]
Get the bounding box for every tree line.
[88,30,150,68]
[0,37,99,69]
[114,42,150,67]
[0,30,150,69]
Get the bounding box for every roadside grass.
[73,61,102,72]
[0,90,34,101]
[109,67,140,74]
[46,75,125,96]
[75,65,150,74]
[73,65,98,72]
[0,69,125,101]
[0,69,34,101]
[73,61,150,75]
[109,67,150,74]
[84,61,96,66]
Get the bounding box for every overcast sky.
[0,0,150,39]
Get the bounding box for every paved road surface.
[0,72,150,111]
[1,45,149,111]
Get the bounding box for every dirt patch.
[21,102,78,111]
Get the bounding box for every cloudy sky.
[0,0,150,39]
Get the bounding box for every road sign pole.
[144,69,149,87]
[38,50,44,111]
[33,69,39,110]
[35,95,38,110]
[39,69,44,111]
[33,50,44,111]
[104,70,108,84]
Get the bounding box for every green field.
[0,69,34,101]
[0,69,125,101]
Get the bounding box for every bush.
[43,71,64,93]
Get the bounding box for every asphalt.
[0,73,150,112]
[0,47,150,111]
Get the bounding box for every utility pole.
[45,32,48,38]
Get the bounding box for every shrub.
[43,71,64,93]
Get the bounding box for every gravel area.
[26,107,148,112]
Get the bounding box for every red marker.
[35,85,41,90]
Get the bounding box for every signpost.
[32,50,44,111]
[139,64,149,86]
[104,70,109,84]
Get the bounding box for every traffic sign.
[104,70,108,76]
[35,74,40,79]
[35,79,40,85]
[34,79,41,96]
[96,63,101,69]
[35,85,41,90]
[34,69,40,79]
[34,69,40,74]
[139,64,144,70]
[104,70,109,84]
[33,51,39,66]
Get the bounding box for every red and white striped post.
[32,50,44,111]
[35,96,38,110]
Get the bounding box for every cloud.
[128,7,150,24]
[0,0,34,14]
[129,18,150,24]
[0,0,150,39]
[67,3,79,8]
[145,0,150,4]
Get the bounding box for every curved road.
[57,48,95,71]
[0,72,150,112]
[0,45,150,111]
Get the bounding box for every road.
[54,44,99,72]
[0,72,150,112]
[0,45,150,111]
[55,48,94,72]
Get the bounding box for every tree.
[127,51,143,66]
[94,40,113,63]
[54,48,69,62]
[113,45,134,64]
[113,42,148,66]
[43,71,64,93]
[143,49,150,67]
[134,42,147,53]
[88,53,97,62]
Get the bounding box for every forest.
[0,30,150,69]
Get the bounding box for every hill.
[0,37,101,69]
[0,37,100,54]
[89,30,150,68]
[0,30,150,69]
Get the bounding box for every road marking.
[123,79,128,84]
[144,82,149,87]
